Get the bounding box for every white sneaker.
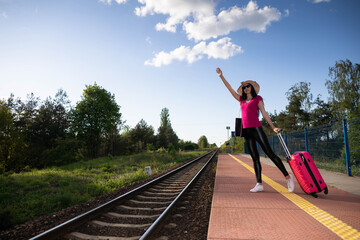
[250,183,264,192]
[286,175,295,192]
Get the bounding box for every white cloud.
[135,0,282,41]
[145,37,243,67]
[115,0,127,4]
[309,0,330,3]
[184,1,282,41]
[99,0,126,5]
[135,0,214,33]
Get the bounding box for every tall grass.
[0,151,205,230]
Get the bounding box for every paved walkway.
[207,154,360,240]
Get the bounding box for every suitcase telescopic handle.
[277,131,291,161]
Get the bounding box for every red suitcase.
[277,133,328,198]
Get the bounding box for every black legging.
[243,126,289,183]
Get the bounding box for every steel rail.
[139,149,218,240]
[29,150,216,240]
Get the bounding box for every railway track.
[29,149,218,240]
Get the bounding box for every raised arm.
[216,67,240,101]
[258,100,280,133]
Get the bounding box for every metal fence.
[246,117,360,176]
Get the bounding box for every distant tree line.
[261,59,360,135]
[0,83,215,173]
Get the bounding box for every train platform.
[207,154,360,240]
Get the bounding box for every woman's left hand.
[273,128,280,134]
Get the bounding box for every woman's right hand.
[273,128,281,134]
[216,67,222,77]
[217,67,239,100]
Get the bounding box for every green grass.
[0,151,206,230]
[314,161,360,176]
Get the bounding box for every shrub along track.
[0,151,218,240]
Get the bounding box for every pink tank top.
[240,95,263,128]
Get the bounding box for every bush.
[41,138,81,166]
[220,137,245,153]
[183,142,198,151]
[156,147,167,153]
[167,143,177,155]
[146,143,156,152]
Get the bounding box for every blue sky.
[1,0,359,147]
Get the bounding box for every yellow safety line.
[229,154,360,240]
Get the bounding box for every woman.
[216,67,295,193]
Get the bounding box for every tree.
[198,135,209,149]
[30,90,72,167]
[220,137,244,153]
[71,84,122,158]
[0,100,28,172]
[346,118,360,167]
[8,93,40,140]
[5,93,40,169]
[311,95,333,127]
[129,119,155,152]
[209,143,217,148]
[179,140,198,151]
[1,91,74,171]
[326,59,360,119]
[156,108,178,149]
[261,111,277,135]
[34,90,82,167]
[284,82,313,130]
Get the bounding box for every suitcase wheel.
[310,192,318,198]
[324,187,328,195]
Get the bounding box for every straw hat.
[237,80,260,95]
